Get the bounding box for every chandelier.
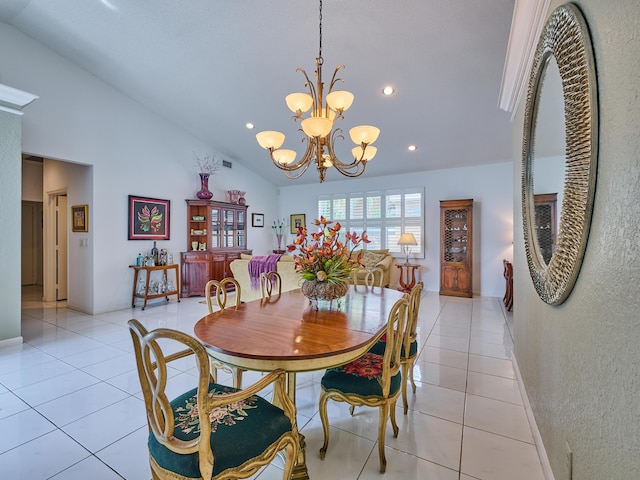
[255,0,380,183]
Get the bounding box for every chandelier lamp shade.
[398,232,418,265]
[255,0,380,183]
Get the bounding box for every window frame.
[318,187,424,258]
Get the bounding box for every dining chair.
[205,278,241,313]
[369,281,424,414]
[352,264,384,287]
[318,296,409,473]
[205,278,244,388]
[259,271,282,299]
[128,319,299,480]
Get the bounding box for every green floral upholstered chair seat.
[128,319,298,480]
[318,296,409,473]
[367,282,423,415]
[321,353,402,398]
[148,383,294,478]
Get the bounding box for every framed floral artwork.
[71,204,88,232]
[128,195,170,240]
[290,213,306,234]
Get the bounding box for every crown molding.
[498,0,551,119]
[0,83,39,116]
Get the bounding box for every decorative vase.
[196,173,213,200]
[228,189,244,204]
[301,280,349,302]
[275,233,283,250]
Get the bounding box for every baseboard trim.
[512,355,555,480]
[0,336,24,349]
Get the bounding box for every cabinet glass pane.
[224,210,234,248]
[444,209,468,262]
[237,211,245,248]
[210,208,221,248]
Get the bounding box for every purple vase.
[196,173,213,200]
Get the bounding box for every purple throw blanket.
[248,254,282,289]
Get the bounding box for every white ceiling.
[1,0,516,186]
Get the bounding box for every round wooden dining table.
[194,284,407,480]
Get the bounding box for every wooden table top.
[193,285,407,372]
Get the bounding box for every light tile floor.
[0,286,546,479]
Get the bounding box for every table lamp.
[398,233,417,265]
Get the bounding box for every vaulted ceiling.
[1,0,516,185]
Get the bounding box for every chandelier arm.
[328,65,346,92]
[297,67,318,114]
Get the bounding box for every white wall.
[1,18,513,318]
[1,22,280,314]
[0,109,22,343]
[278,161,513,297]
[512,1,640,478]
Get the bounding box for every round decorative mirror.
[522,3,598,305]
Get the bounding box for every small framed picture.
[252,213,264,227]
[290,213,306,234]
[128,195,170,240]
[71,205,88,232]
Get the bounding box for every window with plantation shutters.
[317,188,424,257]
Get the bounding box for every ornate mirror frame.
[522,3,598,305]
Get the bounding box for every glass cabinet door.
[237,211,245,248]
[224,210,234,248]
[210,208,221,248]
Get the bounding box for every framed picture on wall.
[128,195,170,240]
[71,204,88,232]
[252,213,264,227]
[290,213,306,234]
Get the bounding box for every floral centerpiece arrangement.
[287,216,369,302]
[272,218,286,250]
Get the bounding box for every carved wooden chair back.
[260,271,282,299]
[318,295,409,473]
[128,319,299,480]
[205,278,241,313]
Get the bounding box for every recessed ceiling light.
[382,86,395,95]
[408,145,417,151]
[246,123,254,129]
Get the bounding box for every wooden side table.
[130,264,181,310]
[397,263,420,293]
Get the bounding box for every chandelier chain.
[318,0,323,63]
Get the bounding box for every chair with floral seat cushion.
[128,319,298,480]
[369,281,423,414]
[318,296,409,473]
[205,278,245,388]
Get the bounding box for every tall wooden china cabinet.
[439,199,473,298]
[180,199,251,297]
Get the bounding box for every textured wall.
[513,1,640,479]
[0,110,22,342]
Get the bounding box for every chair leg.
[390,400,399,437]
[408,359,417,394]
[401,363,409,415]
[282,441,297,480]
[318,391,331,460]
[377,404,389,473]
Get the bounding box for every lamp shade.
[352,145,377,161]
[272,149,297,165]
[285,93,313,113]
[398,232,417,246]
[301,117,333,138]
[326,90,354,112]
[256,131,285,150]
[349,125,380,145]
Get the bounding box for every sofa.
[229,249,395,303]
